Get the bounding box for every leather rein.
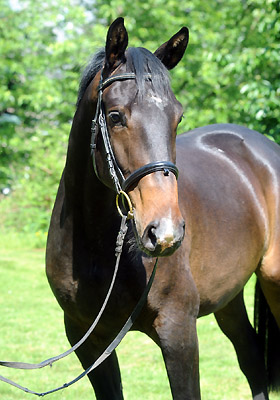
[0,71,179,396]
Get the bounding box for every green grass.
[0,237,278,399]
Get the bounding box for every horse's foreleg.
[214,290,268,400]
[64,314,124,400]
[154,310,200,400]
[151,276,201,400]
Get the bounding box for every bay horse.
[46,17,280,399]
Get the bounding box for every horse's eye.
[178,114,184,124]
[109,111,122,126]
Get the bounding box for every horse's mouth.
[139,239,183,257]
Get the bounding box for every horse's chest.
[70,259,143,328]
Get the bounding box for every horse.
[46,17,280,399]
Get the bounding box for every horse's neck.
[63,101,118,247]
[64,103,93,192]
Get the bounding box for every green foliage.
[0,0,279,235]
[0,0,97,231]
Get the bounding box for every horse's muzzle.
[140,217,185,257]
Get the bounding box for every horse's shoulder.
[177,123,280,167]
[177,123,258,148]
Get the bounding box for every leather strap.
[0,258,158,396]
[98,73,138,91]
[122,161,179,192]
[0,216,128,372]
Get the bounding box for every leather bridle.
[90,72,179,196]
[0,70,178,397]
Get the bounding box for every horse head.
[91,18,188,257]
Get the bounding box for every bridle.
[90,71,179,204]
[0,70,179,396]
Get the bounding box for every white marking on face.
[157,212,175,247]
[146,93,167,110]
[150,95,162,104]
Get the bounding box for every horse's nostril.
[144,221,159,251]
[141,218,184,256]
[150,226,157,237]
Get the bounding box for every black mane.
[76,47,171,107]
[77,48,105,107]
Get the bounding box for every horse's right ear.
[104,17,128,72]
[154,27,189,70]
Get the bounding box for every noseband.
[90,72,179,196]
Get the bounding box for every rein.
[0,70,178,396]
[0,213,158,396]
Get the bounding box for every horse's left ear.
[154,27,189,70]
[105,17,128,71]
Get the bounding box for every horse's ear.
[154,27,189,70]
[105,17,128,71]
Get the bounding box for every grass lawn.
[0,234,278,399]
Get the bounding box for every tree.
[0,0,279,234]
[0,0,101,231]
